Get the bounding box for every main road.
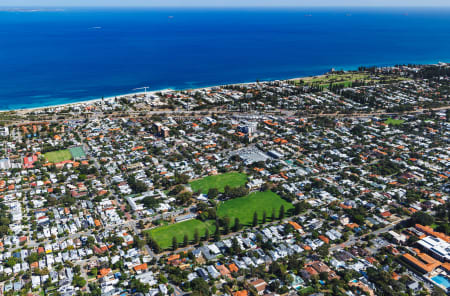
[3,105,450,127]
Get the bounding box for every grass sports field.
[147,219,216,249]
[44,149,72,163]
[148,191,292,249]
[384,118,405,125]
[190,172,248,194]
[217,191,293,226]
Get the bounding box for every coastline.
[0,72,309,114]
[0,89,174,114]
[0,61,445,114]
[0,76,287,114]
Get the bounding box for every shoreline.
[0,61,445,114]
[0,88,175,114]
[0,75,296,114]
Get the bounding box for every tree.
[129,278,150,293]
[233,217,241,232]
[214,223,221,242]
[253,211,258,227]
[172,236,178,251]
[436,223,449,235]
[174,173,190,184]
[89,283,102,296]
[158,273,168,284]
[5,257,18,268]
[72,275,86,288]
[223,216,230,234]
[262,210,267,224]
[224,185,231,197]
[178,192,192,206]
[89,267,98,277]
[319,271,329,281]
[294,201,309,215]
[127,175,148,193]
[204,228,210,241]
[87,235,96,246]
[272,208,276,221]
[112,236,124,246]
[135,237,146,249]
[261,182,270,192]
[194,229,200,244]
[223,185,249,199]
[171,184,184,195]
[410,211,434,226]
[183,234,189,247]
[350,124,365,136]
[141,196,160,208]
[26,252,40,264]
[279,205,285,220]
[153,240,161,254]
[191,278,211,296]
[231,237,240,254]
[431,287,447,296]
[207,188,219,199]
[317,244,330,257]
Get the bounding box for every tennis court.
[69,146,86,159]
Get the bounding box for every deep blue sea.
[0,7,450,110]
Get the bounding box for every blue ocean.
[0,7,450,110]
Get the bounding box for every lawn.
[147,191,293,249]
[292,72,408,89]
[44,149,72,163]
[298,287,315,296]
[293,73,370,87]
[384,118,405,125]
[217,191,294,226]
[147,219,216,250]
[190,172,248,194]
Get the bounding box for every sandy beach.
[0,75,299,114]
[3,88,175,115]
[0,69,402,114]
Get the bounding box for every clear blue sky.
[1,0,448,7]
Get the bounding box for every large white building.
[0,126,9,137]
[417,236,450,262]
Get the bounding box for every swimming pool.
[431,275,450,289]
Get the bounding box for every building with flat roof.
[417,236,450,263]
[0,126,9,137]
[235,147,269,165]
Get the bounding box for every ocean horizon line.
[2,6,450,9]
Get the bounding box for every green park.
[189,172,248,194]
[216,191,293,226]
[147,219,216,250]
[147,190,293,250]
[384,117,405,125]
